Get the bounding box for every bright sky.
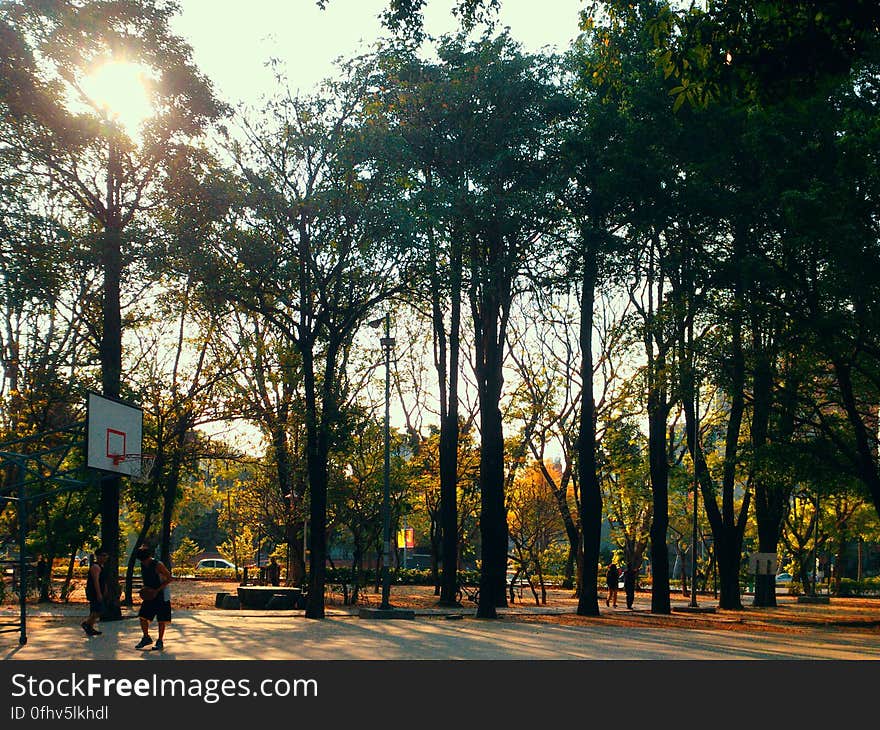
[170,0,585,107]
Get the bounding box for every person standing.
[36,554,50,602]
[267,556,281,587]
[605,561,619,608]
[624,564,637,610]
[82,548,108,636]
[134,545,173,651]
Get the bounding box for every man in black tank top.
[134,545,173,651]
[82,548,108,636]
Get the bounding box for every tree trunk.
[99,161,123,620]
[436,226,462,607]
[160,452,182,568]
[303,348,329,619]
[834,361,880,519]
[472,228,509,618]
[577,246,600,617]
[648,404,671,614]
[476,398,507,617]
[751,354,796,607]
[474,316,508,617]
[438,409,460,606]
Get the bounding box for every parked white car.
[195,558,237,571]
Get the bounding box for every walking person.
[134,545,173,651]
[624,564,637,610]
[605,560,619,608]
[81,548,109,636]
[36,554,50,602]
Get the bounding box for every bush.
[172,538,202,571]
[837,577,880,596]
[321,567,483,587]
[52,565,89,579]
[394,568,433,585]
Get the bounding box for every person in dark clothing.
[36,555,50,602]
[267,557,281,587]
[624,565,637,610]
[82,548,109,636]
[605,561,619,608]
[134,545,173,651]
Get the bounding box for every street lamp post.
[379,314,395,610]
[689,378,700,609]
[812,490,820,596]
[284,492,293,585]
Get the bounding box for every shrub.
[52,565,90,579]
[837,577,880,597]
[171,538,202,571]
[394,568,433,585]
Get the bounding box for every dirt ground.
[22,577,879,636]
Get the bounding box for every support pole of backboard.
[17,461,28,645]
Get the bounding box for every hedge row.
[835,577,880,596]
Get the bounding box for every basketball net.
[110,453,156,483]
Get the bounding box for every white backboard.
[86,392,144,476]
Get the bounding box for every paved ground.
[3,592,871,729]
[3,593,879,660]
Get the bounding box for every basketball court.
[0,392,153,644]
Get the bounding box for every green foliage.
[325,567,372,585]
[171,537,202,570]
[633,0,880,108]
[217,528,253,568]
[52,566,89,580]
[836,577,880,597]
[394,568,433,584]
[538,543,570,576]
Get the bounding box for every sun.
[80,60,155,139]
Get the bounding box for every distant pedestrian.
[267,557,281,587]
[36,555,50,602]
[605,561,619,608]
[81,548,109,636]
[624,565,637,610]
[134,545,173,651]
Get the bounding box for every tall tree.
[0,0,223,617]
[191,58,410,618]
[372,46,469,606]
[582,1,686,614]
[429,32,564,616]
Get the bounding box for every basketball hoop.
[110,453,156,483]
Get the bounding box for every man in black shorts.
[134,545,173,651]
[82,548,108,636]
